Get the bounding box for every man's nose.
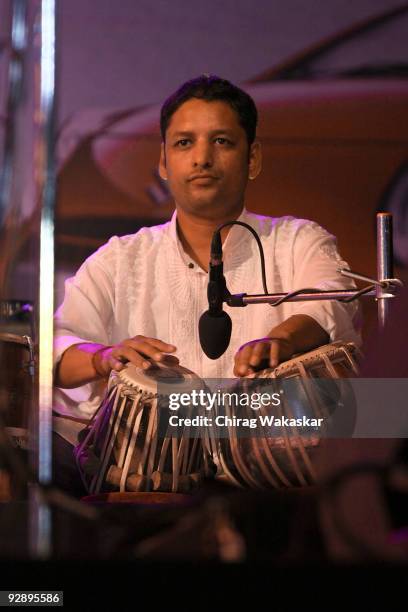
[192,140,213,168]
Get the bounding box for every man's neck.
[175,206,244,271]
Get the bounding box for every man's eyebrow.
[208,129,237,137]
[170,129,236,137]
[170,131,194,138]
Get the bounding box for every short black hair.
[160,74,258,146]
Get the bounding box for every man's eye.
[175,139,190,147]
[215,137,231,145]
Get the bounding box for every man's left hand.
[233,335,295,377]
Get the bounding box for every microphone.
[199,230,232,359]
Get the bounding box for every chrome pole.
[28,0,56,559]
[376,213,393,330]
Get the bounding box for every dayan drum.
[208,342,360,489]
[0,332,34,451]
[74,361,213,495]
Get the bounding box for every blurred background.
[0,0,407,576]
[1,0,407,338]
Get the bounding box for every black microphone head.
[199,310,232,359]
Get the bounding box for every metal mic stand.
[224,213,402,331]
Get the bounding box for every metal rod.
[28,0,56,560]
[376,213,394,330]
[227,288,386,307]
[338,268,386,287]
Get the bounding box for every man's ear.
[158,142,168,181]
[248,140,262,180]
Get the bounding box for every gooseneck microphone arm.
[213,217,402,308]
[214,221,271,295]
[199,220,274,359]
[199,214,402,359]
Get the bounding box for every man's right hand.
[92,336,179,378]
[55,336,178,389]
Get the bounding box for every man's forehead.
[166,98,243,134]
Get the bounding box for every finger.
[145,337,177,352]
[123,339,169,362]
[133,336,177,354]
[248,341,268,367]
[127,338,177,361]
[234,344,255,377]
[269,340,280,369]
[110,346,147,368]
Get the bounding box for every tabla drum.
[75,361,214,495]
[209,342,360,489]
[0,332,34,451]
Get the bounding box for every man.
[53,75,359,491]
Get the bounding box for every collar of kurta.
[168,207,258,272]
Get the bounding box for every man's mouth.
[188,174,219,183]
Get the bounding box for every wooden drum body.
[0,332,34,451]
[210,342,360,489]
[75,362,213,495]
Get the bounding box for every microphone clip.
[207,260,231,314]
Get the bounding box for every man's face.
[159,98,260,221]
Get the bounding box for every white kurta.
[53,209,360,441]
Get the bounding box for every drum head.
[118,361,203,395]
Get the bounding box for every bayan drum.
[75,361,213,495]
[209,342,360,489]
[0,332,34,451]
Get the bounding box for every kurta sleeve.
[53,246,115,369]
[289,221,361,346]
[52,240,118,425]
